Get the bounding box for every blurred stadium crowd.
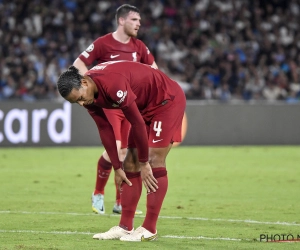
[1,0,300,103]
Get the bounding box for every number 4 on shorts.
[153,121,162,136]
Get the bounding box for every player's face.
[123,11,141,37]
[65,79,95,106]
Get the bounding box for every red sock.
[94,156,112,195]
[119,172,142,231]
[142,167,168,234]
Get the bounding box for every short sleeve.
[138,41,154,65]
[78,38,103,66]
[105,73,137,109]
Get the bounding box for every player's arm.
[87,107,132,186]
[139,41,158,69]
[122,102,158,192]
[73,58,89,75]
[87,108,120,169]
[73,38,103,74]
[106,74,149,162]
[122,102,148,162]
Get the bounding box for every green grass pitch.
[0,146,299,249]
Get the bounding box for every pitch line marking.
[0,229,246,241]
[0,210,299,227]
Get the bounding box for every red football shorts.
[128,89,186,148]
[103,109,130,149]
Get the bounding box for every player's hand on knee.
[115,168,132,190]
[140,162,158,193]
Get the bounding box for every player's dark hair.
[115,4,140,24]
[57,66,83,98]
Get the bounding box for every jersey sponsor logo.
[110,54,120,58]
[152,139,163,143]
[86,43,94,52]
[116,91,127,104]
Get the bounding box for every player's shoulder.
[130,37,147,46]
[94,33,113,43]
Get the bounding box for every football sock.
[119,172,142,231]
[94,156,112,195]
[142,167,168,234]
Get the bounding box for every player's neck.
[85,76,98,95]
[112,31,131,44]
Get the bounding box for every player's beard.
[124,25,138,38]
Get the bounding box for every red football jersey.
[85,61,184,169]
[79,33,154,65]
[86,61,181,114]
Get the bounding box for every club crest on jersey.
[116,90,127,104]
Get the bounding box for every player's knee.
[102,151,111,162]
[148,147,170,168]
[148,153,167,168]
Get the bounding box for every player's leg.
[93,92,186,240]
[94,144,171,241]
[92,109,123,214]
[113,117,130,214]
[92,124,178,240]
[92,154,111,214]
[121,93,186,241]
[92,145,141,240]
[120,145,171,242]
[91,141,121,214]
[118,147,142,228]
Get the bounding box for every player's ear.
[119,16,125,25]
[81,78,88,87]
